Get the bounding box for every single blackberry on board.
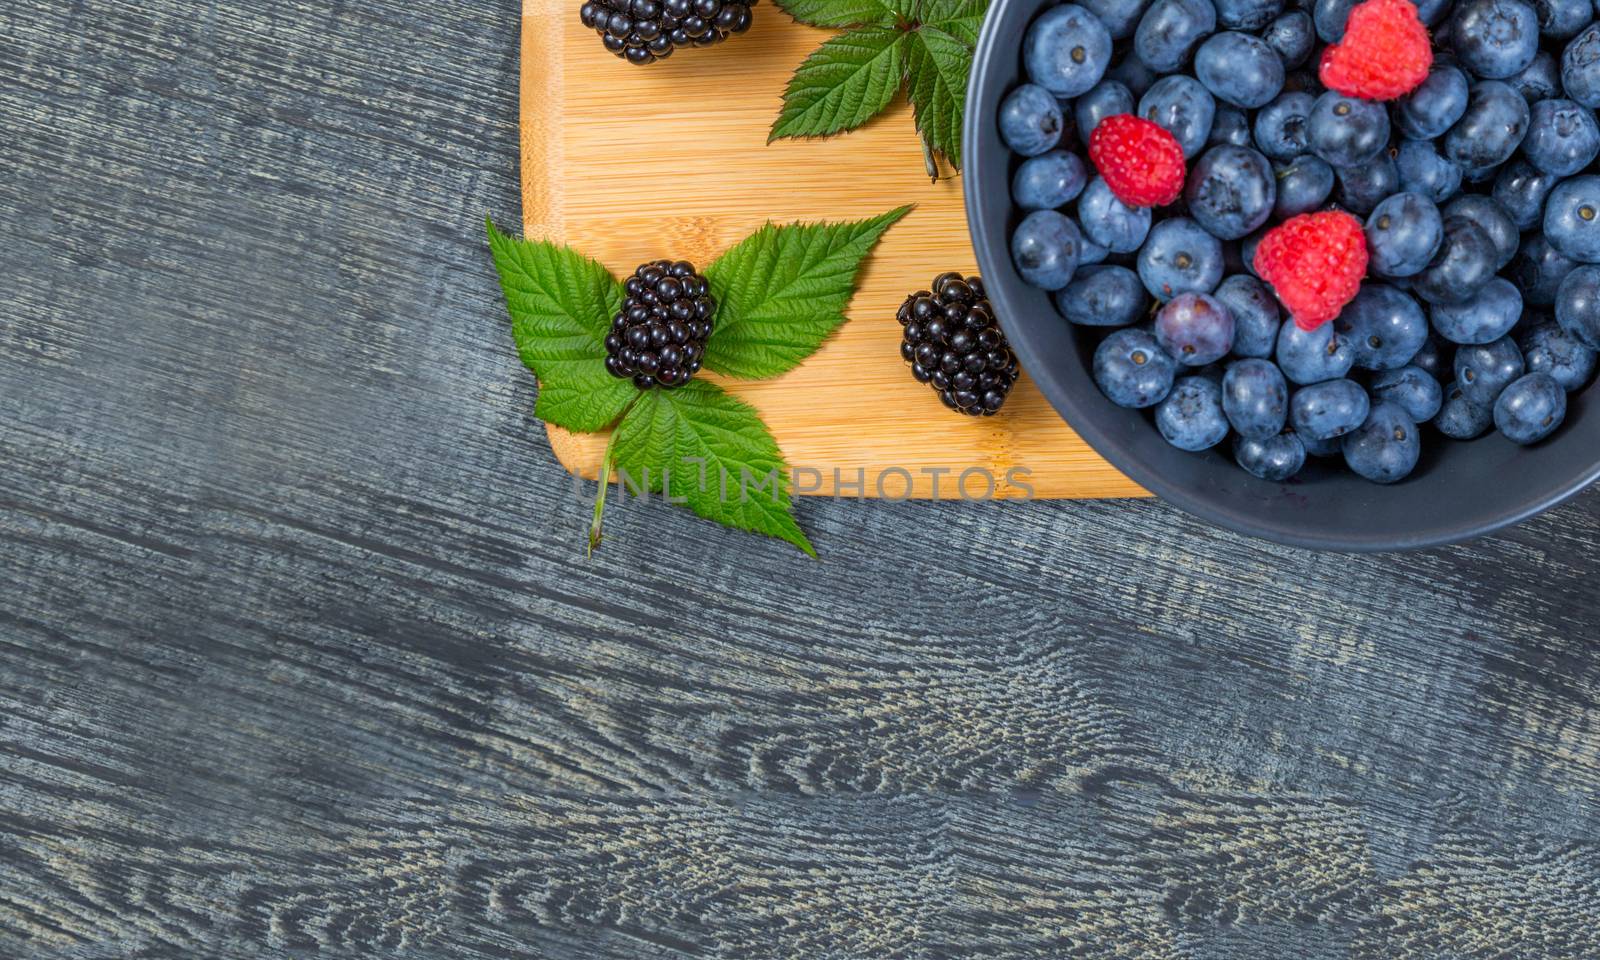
[579,0,756,65]
[605,260,715,389]
[897,274,1020,416]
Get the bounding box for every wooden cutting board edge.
[522,0,588,479]
[517,0,1149,500]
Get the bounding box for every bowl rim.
[961,0,1600,552]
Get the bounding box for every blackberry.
[605,259,715,389]
[579,0,756,65]
[897,273,1020,416]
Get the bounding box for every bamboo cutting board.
[520,0,1148,498]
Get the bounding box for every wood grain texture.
[521,0,1148,499]
[4,1,1600,958]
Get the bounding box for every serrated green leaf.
[771,26,910,142]
[919,0,987,36]
[702,206,911,379]
[486,219,636,433]
[917,0,985,18]
[775,0,905,26]
[612,381,815,556]
[905,24,971,168]
[926,14,982,43]
[917,0,987,42]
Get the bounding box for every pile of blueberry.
[999,0,1600,484]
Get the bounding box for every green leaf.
[612,381,815,556]
[770,26,910,142]
[486,218,636,433]
[702,206,911,379]
[905,24,971,168]
[774,0,905,26]
[922,0,987,44]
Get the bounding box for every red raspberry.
[1252,211,1369,331]
[1087,115,1186,208]
[1319,0,1433,101]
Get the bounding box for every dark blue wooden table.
[2,2,1597,956]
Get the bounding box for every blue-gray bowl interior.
[964,0,1600,551]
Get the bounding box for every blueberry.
[1338,283,1431,368]
[1241,226,1268,278]
[1215,0,1286,29]
[1555,263,1600,348]
[1511,232,1579,306]
[1080,0,1150,38]
[1012,150,1087,211]
[1277,318,1355,384]
[1272,155,1336,219]
[1413,215,1499,305]
[1010,210,1082,290]
[1194,31,1285,108]
[1075,81,1136,139]
[1235,431,1307,480]
[1372,365,1446,421]
[1138,217,1225,300]
[1157,375,1233,450]
[1414,0,1456,25]
[1523,99,1600,176]
[1432,14,1454,46]
[1185,145,1277,240]
[1300,432,1345,457]
[1442,195,1519,270]
[1093,328,1179,407]
[1530,0,1590,38]
[1431,277,1524,344]
[1307,91,1390,168]
[1079,236,1111,266]
[1335,155,1400,217]
[1562,23,1600,107]
[1395,139,1464,205]
[1442,81,1530,172]
[1221,357,1289,439]
[1055,264,1150,326]
[1105,50,1159,97]
[1343,402,1421,483]
[1395,66,1471,140]
[1209,106,1255,147]
[1436,380,1497,437]
[1156,292,1237,364]
[1520,320,1599,389]
[1213,274,1282,357]
[1454,335,1526,406]
[1135,0,1218,72]
[1025,4,1113,97]
[1508,50,1564,101]
[1491,159,1558,229]
[1367,194,1445,279]
[1494,372,1567,442]
[1253,92,1316,160]
[1291,378,1370,440]
[999,84,1065,156]
[1451,0,1540,79]
[1078,176,1154,252]
[1410,335,1449,379]
[1544,175,1600,262]
[1140,75,1217,157]
[1313,0,1358,41]
[1262,10,1316,67]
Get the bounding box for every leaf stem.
[587,424,623,557]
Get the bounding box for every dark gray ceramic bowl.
[964,0,1600,551]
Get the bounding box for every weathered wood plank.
[2,1,1600,958]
